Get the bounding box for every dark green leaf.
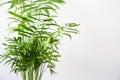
[66,23,80,27]
[62,33,72,39]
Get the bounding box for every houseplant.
[0,0,80,80]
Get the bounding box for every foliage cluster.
[0,0,79,80]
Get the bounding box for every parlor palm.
[0,0,80,80]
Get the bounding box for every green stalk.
[33,68,39,80]
[21,71,26,80]
[28,68,33,80]
[38,64,46,80]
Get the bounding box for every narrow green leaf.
[65,28,79,33]
[20,6,38,13]
[13,28,32,35]
[50,0,65,4]
[63,30,79,34]
[19,33,31,38]
[19,24,34,32]
[50,57,59,62]
[43,8,50,16]
[49,2,60,9]
[33,13,49,17]
[43,19,53,22]
[41,23,60,27]
[30,26,37,30]
[0,1,12,7]
[8,11,33,23]
[62,33,72,39]
[16,4,35,11]
[66,23,80,27]
[40,6,57,13]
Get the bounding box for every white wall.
[0,0,120,80]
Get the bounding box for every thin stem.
[21,71,26,80]
[38,64,46,80]
[28,68,33,80]
[33,68,39,80]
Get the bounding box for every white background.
[0,0,120,80]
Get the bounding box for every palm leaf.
[8,11,33,23]
[62,32,72,39]
[0,1,12,7]
[18,24,35,33]
[50,0,65,4]
[0,0,79,80]
[66,23,80,27]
